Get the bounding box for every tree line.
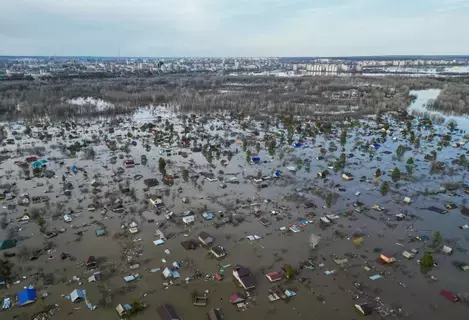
[0,74,465,121]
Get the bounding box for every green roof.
[0,239,17,250]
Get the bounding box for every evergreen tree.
[158,157,166,175]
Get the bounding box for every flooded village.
[0,79,469,320]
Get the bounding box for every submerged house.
[144,178,159,187]
[202,211,214,220]
[18,214,30,223]
[342,173,354,181]
[182,215,195,225]
[402,251,415,259]
[86,256,98,269]
[116,303,133,317]
[229,293,245,304]
[123,159,135,168]
[198,232,214,246]
[379,253,396,264]
[149,195,164,208]
[233,265,256,290]
[210,246,226,259]
[207,308,223,320]
[442,246,453,255]
[162,267,180,279]
[265,272,282,282]
[354,303,373,316]
[180,239,199,250]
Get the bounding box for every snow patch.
[67,97,115,111]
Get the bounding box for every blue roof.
[203,212,214,220]
[71,289,85,299]
[0,239,17,250]
[31,160,43,168]
[18,288,36,306]
[124,304,132,311]
[251,157,261,162]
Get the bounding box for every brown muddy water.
[1,99,469,320]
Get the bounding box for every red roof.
[375,257,386,265]
[163,176,174,183]
[86,256,97,264]
[266,272,282,282]
[229,293,244,304]
[440,290,458,302]
[14,161,28,167]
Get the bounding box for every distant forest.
[0,74,468,121]
[427,82,469,116]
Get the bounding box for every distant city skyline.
[1,0,469,57]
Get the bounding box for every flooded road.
[0,102,468,320]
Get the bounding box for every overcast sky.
[1,0,469,57]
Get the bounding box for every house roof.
[266,272,282,281]
[238,274,256,288]
[207,308,223,320]
[355,303,373,315]
[229,293,245,304]
[70,289,85,302]
[234,266,251,277]
[180,240,198,250]
[87,256,97,264]
[211,246,225,256]
[18,288,36,306]
[199,232,213,240]
[0,239,17,250]
[157,304,180,320]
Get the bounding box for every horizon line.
[1,54,469,60]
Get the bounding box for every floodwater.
[0,102,468,320]
[408,89,469,130]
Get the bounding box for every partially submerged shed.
[86,256,98,269]
[17,288,37,307]
[229,293,245,304]
[70,289,85,303]
[354,303,373,316]
[207,308,223,320]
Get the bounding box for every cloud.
[0,0,468,56]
